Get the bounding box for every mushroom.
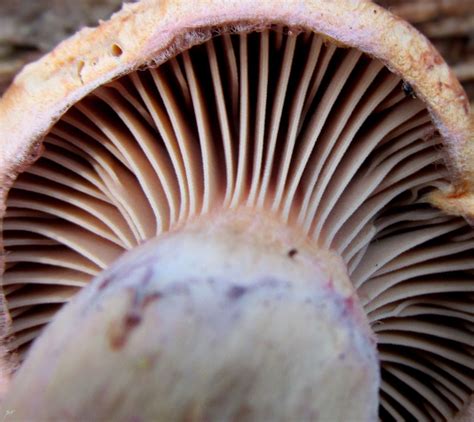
[0,0,472,420]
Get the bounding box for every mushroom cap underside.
[0,0,473,420]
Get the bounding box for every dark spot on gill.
[288,248,298,258]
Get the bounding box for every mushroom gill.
[1,28,473,420]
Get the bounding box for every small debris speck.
[288,248,298,258]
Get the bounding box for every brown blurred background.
[1,0,473,105]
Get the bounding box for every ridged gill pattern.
[2,28,473,420]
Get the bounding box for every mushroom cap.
[0,0,473,419]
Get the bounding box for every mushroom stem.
[1,209,379,420]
